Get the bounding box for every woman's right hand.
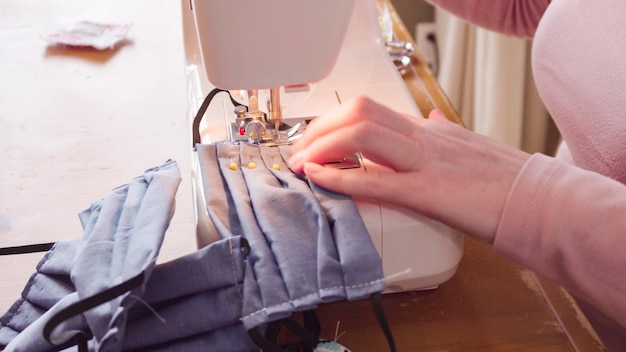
[288,96,530,243]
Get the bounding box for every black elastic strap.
[302,310,321,340]
[279,316,319,349]
[248,327,282,352]
[247,310,321,352]
[264,320,283,346]
[370,293,397,352]
[192,88,244,148]
[0,242,55,255]
[43,271,145,351]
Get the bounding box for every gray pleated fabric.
[0,142,385,351]
[196,143,385,330]
[0,160,182,351]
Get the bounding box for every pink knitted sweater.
[427,0,626,350]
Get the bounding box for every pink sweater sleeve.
[494,153,626,330]
[426,0,551,38]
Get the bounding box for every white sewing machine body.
[182,0,463,292]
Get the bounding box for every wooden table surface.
[0,0,197,311]
[0,0,604,351]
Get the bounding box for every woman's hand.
[288,96,530,243]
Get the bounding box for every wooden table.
[0,0,603,351]
[0,0,197,311]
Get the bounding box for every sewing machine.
[182,0,464,292]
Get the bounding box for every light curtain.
[433,8,555,154]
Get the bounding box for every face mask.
[0,160,183,351]
[1,145,393,352]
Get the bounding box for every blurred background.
[392,0,560,156]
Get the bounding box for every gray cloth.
[0,143,386,351]
[1,160,181,351]
[197,143,385,330]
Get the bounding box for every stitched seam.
[228,238,243,300]
[240,277,385,321]
[318,278,385,292]
[5,242,60,331]
[4,297,26,332]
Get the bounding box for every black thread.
[370,293,397,352]
[43,271,145,350]
[0,242,55,255]
[192,88,245,148]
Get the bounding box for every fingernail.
[288,151,305,172]
[303,162,323,175]
[428,108,446,120]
